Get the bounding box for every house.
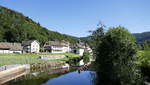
[22,40,40,53]
[44,41,70,53]
[70,42,86,56]
[70,42,92,56]
[0,43,22,54]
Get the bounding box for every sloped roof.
[10,43,22,51]
[22,40,39,46]
[0,43,22,51]
[70,42,86,49]
[0,43,11,49]
[44,41,69,47]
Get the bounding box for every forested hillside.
[133,32,150,43]
[0,6,78,44]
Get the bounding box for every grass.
[0,53,80,66]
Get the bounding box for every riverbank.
[0,61,91,85]
[0,64,29,84]
[0,61,69,84]
[0,53,80,66]
[3,65,94,85]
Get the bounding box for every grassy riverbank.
[0,53,80,66]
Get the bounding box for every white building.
[70,42,86,56]
[44,41,70,53]
[22,40,40,53]
[70,42,93,56]
[0,43,22,54]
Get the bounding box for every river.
[3,67,96,85]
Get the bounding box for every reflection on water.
[42,71,95,85]
[4,67,95,85]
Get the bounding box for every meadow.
[0,53,80,66]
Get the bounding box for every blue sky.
[0,0,150,37]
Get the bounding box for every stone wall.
[39,55,66,60]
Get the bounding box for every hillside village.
[1,1,150,85]
[0,40,92,56]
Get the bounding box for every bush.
[66,57,82,66]
[82,51,90,64]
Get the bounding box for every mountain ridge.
[133,31,150,43]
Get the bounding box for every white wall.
[0,50,4,53]
[51,45,69,53]
[31,41,40,53]
[78,49,84,56]
[13,51,22,54]
[51,46,63,53]
[0,50,22,54]
[62,46,70,53]
[77,60,84,66]
[51,50,63,53]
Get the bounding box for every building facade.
[70,42,93,56]
[70,42,86,56]
[0,43,22,54]
[22,40,40,53]
[44,41,70,53]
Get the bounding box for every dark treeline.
[0,6,78,45]
[133,32,150,44]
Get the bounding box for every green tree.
[95,26,143,85]
[82,51,90,64]
[143,40,150,51]
[88,24,105,48]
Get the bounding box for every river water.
[42,71,95,85]
[4,67,96,85]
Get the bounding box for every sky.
[0,0,150,37]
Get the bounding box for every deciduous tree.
[95,26,144,85]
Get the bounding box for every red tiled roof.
[0,44,11,49]
[0,43,22,50]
